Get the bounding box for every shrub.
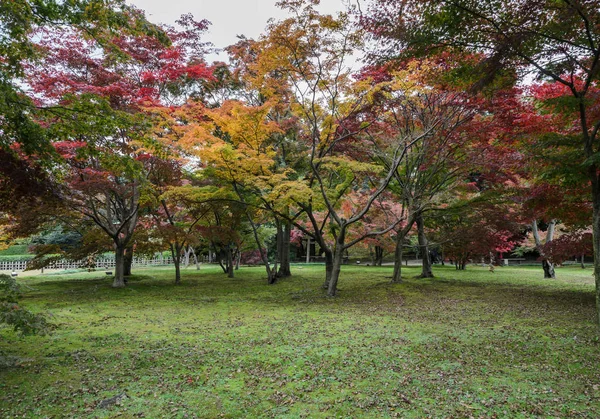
[0,274,51,335]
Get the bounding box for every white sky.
[130,0,351,62]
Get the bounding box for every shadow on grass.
[20,265,597,325]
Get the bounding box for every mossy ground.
[1,264,599,418]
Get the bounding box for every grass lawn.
[1,264,599,418]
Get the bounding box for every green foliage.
[31,227,82,250]
[0,80,52,157]
[511,245,536,258]
[0,0,168,77]
[0,275,50,336]
[0,245,30,256]
[0,0,166,157]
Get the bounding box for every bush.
[0,255,33,261]
[240,249,265,265]
[0,244,30,256]
[0,274,51,335]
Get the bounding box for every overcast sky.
[130,0,351,62]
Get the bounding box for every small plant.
[0,274,51,335]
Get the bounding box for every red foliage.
[438,199,525,265]
[240,249,265,265]
[27,15,214,110]
[290,228,304,245]
[543,230,593,264]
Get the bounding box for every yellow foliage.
[0,214,13,251]
[267,179,314,207]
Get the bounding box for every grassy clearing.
[1,264,599,418]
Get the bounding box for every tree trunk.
[123,244,133,276]
[593,195,600,325]
[324,249,333,289]
[581,254,585,269]
[243,210,275,284]
[416,213,433,278]
[216,254,226,273]
[214,244,227,273]
[170,243,183,284]
[542,259,555,279]
[533,219,557,279]
[278,220,292,277]
[375,246,384,266]
[184,246,192,268]
[235,249,241,270]
[113,244,126,288]
[327,243,345,297]
[392,214,415,283]
[391,232,404,283]
[226,245,234,278]
[186,246,201,270]
[193,249,200,270]
[174,259,181,284]
[276,219,283,265]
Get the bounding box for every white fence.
[0,255,210,272]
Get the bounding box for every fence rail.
[0,255,210,273]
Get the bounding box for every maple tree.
[199,201,250,278]
[18,15,214,287]
[146,178,251,282]
[225,35,309,280]
[54,141,146,286]
[350,194,400,267]
[543,229,593,267]
[5,0,600,323]
[509,82,594,278]
[354,58,479,281]
[240,1,440,295]
[431,193,524,270]
[140,157,206,284]
[0,1,168,212]
[147,96,268,279]
[363,0,600,323]
[181,99,288,283]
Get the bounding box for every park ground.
[1,264,600,418]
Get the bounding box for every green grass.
[1,264,600,418]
